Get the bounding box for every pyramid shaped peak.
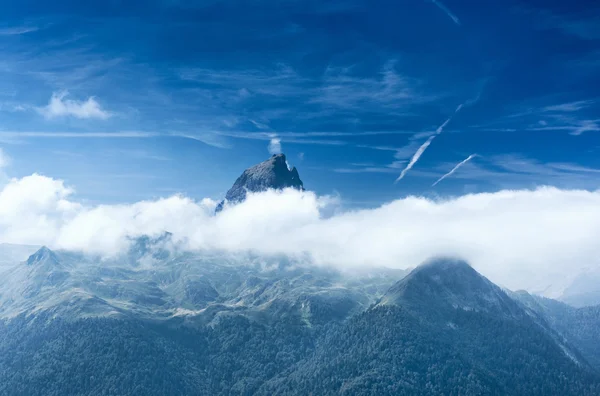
[26,246,60,266]
[418,257,472,271]
[379,256,522,318]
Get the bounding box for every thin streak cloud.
[0,131,158,139]
[395,103,465,183]
[436,103,463,133]
[0,26,39,35]
[432,154,477,186]
[395,135,435,183]
[430,0,461,26]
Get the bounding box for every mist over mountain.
[1,0,598,391]
[0,155,598,300]
[0,155,599,395]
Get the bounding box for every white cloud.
[39,91,111,120]
[0,174,80,244]
[268,136,282,154]
[0,173,599,296]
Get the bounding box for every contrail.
[435,103,463,135]
[432,154,477,187]
[430,0,461,26]
[395,135,435,183]
[395,103,464,183]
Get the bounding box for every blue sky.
[0,0,599,206]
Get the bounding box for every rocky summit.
[215,153,304,213]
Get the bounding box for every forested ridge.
[1,302,600,396]
[1,257,600,395]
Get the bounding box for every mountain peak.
[215,153,304,213]
[379,257,523,318]
[417,257,473,272]
[26,246,60,266]
[270,152,286,161]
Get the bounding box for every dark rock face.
[215,154,304,213]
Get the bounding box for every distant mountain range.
[0,155,599,395]
[0,246,599,395]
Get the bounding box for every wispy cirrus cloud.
[0,128,348,149]
[38,91,111,120]
[0,25,39,36]
[429,0,461,26]
[539,100,599,135]
[0,22,453,155]
[169,132,231,149]
[313,60,437,110]
[475,97,599,136]
[178,64,304,91]
[522,5,600,41]
[209,130,348,146]
[542,100,595,112]
[414,154,600,189]
[104,149,171,162]
[334,164,402,174]
[337,152,600,190]
[0,131,157,140]
[491,154,600,177]
[530,119,600,136]
[179,60,442,125]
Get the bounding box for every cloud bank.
[39,92,111,120]
[0,173,599,295]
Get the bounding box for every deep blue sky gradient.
[0,0,598,205]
